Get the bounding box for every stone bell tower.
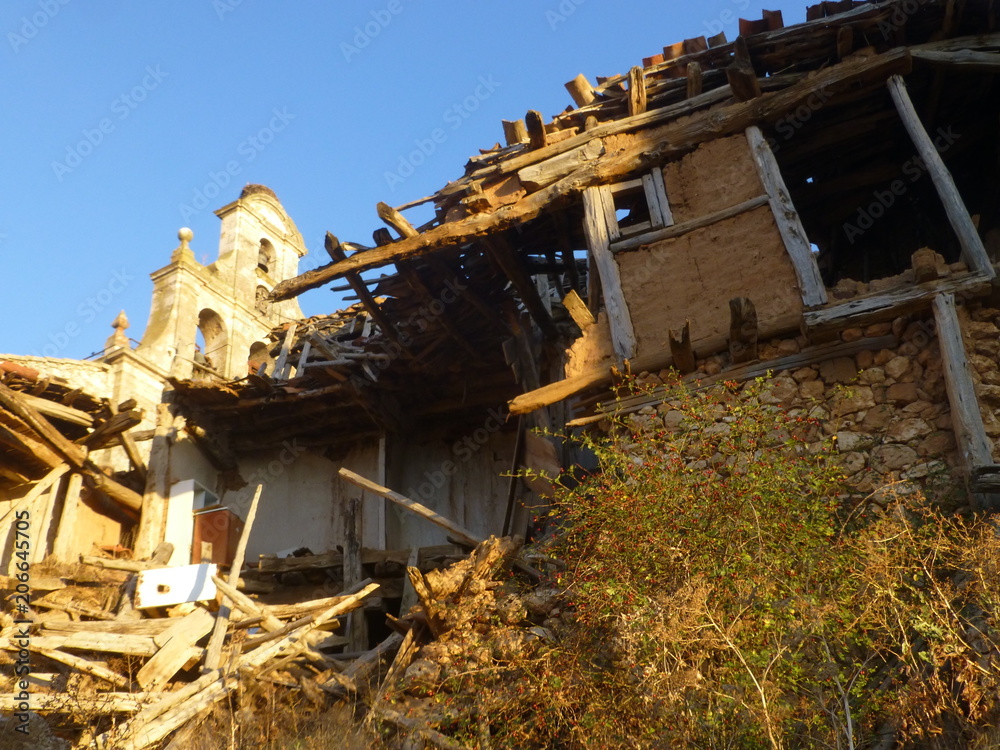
[136,185,307,380]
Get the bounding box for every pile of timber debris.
[1,474,553,749]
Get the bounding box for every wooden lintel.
[887,75,994,279]
[745,126,827,306]
[933,293,994,487]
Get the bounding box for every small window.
[603,169,674,243]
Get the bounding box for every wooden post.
[135,402,174,559]
[669,321,696,374]
[627,66,647,117]
[343,497,366,652]
[888,75,994,279]
[745,125,828,306]
[729,297,759,364]
[204,484,263,671]
[52,471,83,562]
[565,73,596,107]
[525,110,547,150]
[933,293,994,485]
[582,186,638,359]
[686,61,704,99]
[501,119,528,146]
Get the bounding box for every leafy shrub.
[457,376,1000,749]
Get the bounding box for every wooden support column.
[343,497,367,652]
[745,125,828,306]
[135,402,174,559]
[582,186,637,359]
[52,471,83,562]
[933,293,994,483]
[888,75,995,279]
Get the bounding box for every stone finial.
[172,227,195,263]
[105,310,131,351]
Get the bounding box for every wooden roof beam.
[270,48,912,301]
[481,235,559,340]
[326,232,403,345]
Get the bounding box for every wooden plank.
[33,645,130,688]
[583,186,637,359]
[338,468,481,548]
[270,50,913,300]
[0,693,164,714]
[562,289,596,329]
[19,391,93,427]
[911,49,1000,71]
[888,75,994,279]
[30,476,59,563]
[933,293,994,477]
[804,272,992,332]
[204,483,263,671]
[211,575,284,631]
[137,608,215,690]
[745,125,828,306]
[33,631,158,657]
[41,619,173,636]
[272,324,297,380]
[517,138,604,191]
[627,66,647,117]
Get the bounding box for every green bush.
[462,376,1000,749]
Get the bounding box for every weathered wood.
[0,463,68,525]
[19,391,93,427]
[745,125,828,306]
[321,631,403,696]
[583,185,637,359]
[508,310,803,415]
[0,692,163,714]
[272,324,297,380]
[399,546,421,616]
[565,73,596,107]
[339,468,481,548]
[627,66,647,116]
[525,110,547,149]
[0,383,142,512]
[82,410,143,449]
[41,618,173,636]
[686,61,704,98]
[205,483,263,671]
[372,705,470,750]
[729,297,759,364]
[211,575,283,632]
[804,272,992,332]
[31,632,157,657]
[81,555,157,572]
[501,119,527,146]
[137,608,215,690]
[888,75,994,279]
[270,50,912,299]
[377,200,419,239]
[562,289,596,329]
[517,138,604,191]
[933,293,994,480]
[727,37,762,101]
[911,48,1000,71]
[669,321,696,374]
[33,645,130,688]
[481,235,559,339]
[325,232,402,345]
[344,497,367,652]
[135,401,174,558]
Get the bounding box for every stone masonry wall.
[623,311,969,508]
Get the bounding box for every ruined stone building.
[3,0,1000,616]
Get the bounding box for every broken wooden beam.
[525,109,547,149]
[565,73,596,107]
[627,66,647,117]
[481,235,559,339]
[269,49,913,300]
[887,74,994,279]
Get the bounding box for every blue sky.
[1,0,808,360]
